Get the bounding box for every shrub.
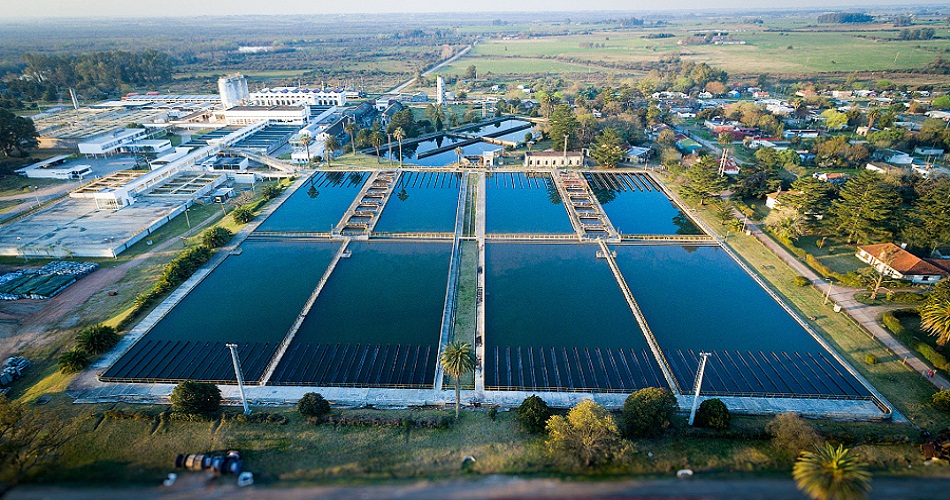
[864,354,878,365]
[794,276,811,287]
[886,291,924,303]
[231,205,253,224]
[546,399,624,467]
[170,381,221,416]
[58,348,89,374]
[621,387,678,438]
[487,407,498,422]
[297,392,331,419]
[804,254,834,278]
[517,395,553,433]
[695,398,731,430]
[75,324,119,355]
[934,390,950,412]
[261,185,280,200]
[766,412,822,457]
[200,226,232,248]
[881,311,905,336]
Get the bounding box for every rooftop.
[858,243,950,276]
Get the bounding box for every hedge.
[882,310,949,371]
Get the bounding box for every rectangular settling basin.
[374,171,462,233]
[269,241,452,388]
[484,243,667,392]
[101,241,340,383]
[256,171,368,233]
[612,245,871,399]
[486,172,575,234]
[585,172,701,236]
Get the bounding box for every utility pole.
[823,279,834,305]
[563,133,569,165]
[226,343,251,415]
[184,207,191,228]
[688,352,712,426]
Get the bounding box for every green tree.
[323,135,340,167]
[714,200,734,226]
[784,176,836,232]
[517,395,553,433]
[0,396,79,486]
[297,392,331,419]
[681,157,727,206]
[548,104,578,151]
[170,381,221,416]
[370,130,385,163]
[465,65,477,79]
[261,184,280,200]
[793,443,872,500]
[620,387,678,437]
[75,324,119,355]
[933,390,950,412]
[590,127,625,168]
[932,95,950,110]
[231,205,253,224]
[393,127,406,168]
[0,109,39,157]
[695,398,731,429]
[546,399,623,467]
[765,206,808,241]
[201,226,232,248]
[344,122,358,154]
[920,279,950,346]
[718,132,732,146]
[300,134,313,168]
[821,109,849,130]
[829,171,899,244]
[440,341,476,419]
[57,348,89,374]
[902,177,950,253]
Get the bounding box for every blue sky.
[0,1,931,19]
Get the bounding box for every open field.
[460,27,950,77]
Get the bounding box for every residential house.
[765,189,801,210]
[856,243,950,284]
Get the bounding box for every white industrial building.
[222,105,311,126]
[78,128,150,156]
[250,87,346,107]
[218,74,250,109]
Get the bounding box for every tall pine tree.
[829,171,899,244]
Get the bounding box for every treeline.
[817,13,874,24]
[21,50,175,93]
[899,28,936,40]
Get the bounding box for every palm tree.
[393,127,406,168]
[370,131,384,164]
[439,341,476,419]
[793,443,872,500]
[323,135,340,167]
[344,122,358,154]
[866,107,881,130]
[300,134,313,168]
[921,297,950,346]
[454,146,464,166]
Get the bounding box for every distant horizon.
[0,0,938,21]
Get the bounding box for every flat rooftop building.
[251,87,346,107]
[223,105,311,126]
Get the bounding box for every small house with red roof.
[856,243,950,284]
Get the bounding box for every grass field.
[460,27,950,77]
[436,57,620,76]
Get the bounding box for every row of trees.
[19,50,175,97]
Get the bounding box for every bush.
[934,390,950,412]
[319,414,452,429]
[58,348,90,374]
[794,276,811,287]
[297,392,331,419]
[766,412,821,457]
[546,399,624,467]
[517,395,553,434]
[75,324,119,355]
[695,398,731,430]
[170,381,221,416]
[881,311,905,336]
[487,407,498,422]
[886,291,924,303]
[261,185,280,200]
[804,254,834,278]
[231,205,253,224]
[621,387,678,438]
[864,354,878,365]
[200,227,232,248]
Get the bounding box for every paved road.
[9,475,950,500]
[739,216,950,392]
[388,45,473,94]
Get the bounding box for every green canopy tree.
[546,399,623,467]
[300,134,313,168]
[920,279,950,346]
[590,127,625,168]
[681,156,727,205]
[0,109,39,157]
[392,127,406,168]
[344,122,358,154]
[323,135,340,167]
[829,171,899,244]
[440,341,476,419]
[902,176,950,253]
[793,443,872,500]
[548,104,578,152]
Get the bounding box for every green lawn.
[795,235,867,275]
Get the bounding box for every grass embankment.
[682,193,950,430]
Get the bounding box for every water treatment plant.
[88,164,892,420]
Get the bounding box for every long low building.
[222,105,311,126]
[251,87,347,107]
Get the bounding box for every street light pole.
[184,207,191,228]
[226,343,251,416]
[688,351,712,426]
[823,278,834,305]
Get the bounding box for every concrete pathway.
[739,216,950,392]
